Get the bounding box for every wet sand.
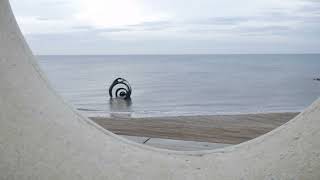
[91,112,299,144]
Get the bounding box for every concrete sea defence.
[0,0,320,179]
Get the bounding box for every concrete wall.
[0,0,319,179]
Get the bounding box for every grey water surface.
[38,54,320,117]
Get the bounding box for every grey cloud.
[158,13,296,35]
[120,17,249,32]
[26,31,320,55]
[184,25,292,37]
[237,25,292,36]
[72,21,175,33]
[240,8,319,26]
[34,3,319,40]
[193,17,250,25]
[71,26,133,33]
[11,0,75,20]
[14,0,320,54]
[294,0,320,18]
[95,28,133,33]
[72,26,95,30]
[299,0,320,3]
[36,17,51,21]
[128,21,174,31]
[298,4,320,15]
[129,21,172,27]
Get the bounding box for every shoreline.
[80,108,303,118]
[91,112,299,145]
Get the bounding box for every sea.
[38,54,320,118]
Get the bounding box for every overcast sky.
[10,0,320,55]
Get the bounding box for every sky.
[10,0,320,55]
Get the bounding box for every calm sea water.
[38,54,320,117]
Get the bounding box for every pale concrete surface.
[121,135,150,144]
[0,0,320,179]
[145,138,231,151]
[121,135,231,151]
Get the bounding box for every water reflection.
[109,98,133,118]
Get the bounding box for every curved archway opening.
[10,0,320,151]
[2,1,320,179]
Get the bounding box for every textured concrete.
[0,0,320,179]
[121,135,231,151]
[145,138,231,151]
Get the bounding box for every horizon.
[36,53,320,56]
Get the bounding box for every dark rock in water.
[314,78,320,81]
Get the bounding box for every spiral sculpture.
[109,78,132,99]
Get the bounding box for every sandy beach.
[91,112,299,145]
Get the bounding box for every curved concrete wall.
[0,0,319,179]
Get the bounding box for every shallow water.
[38,54,320,117]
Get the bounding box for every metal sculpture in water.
[109,78,132,100]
